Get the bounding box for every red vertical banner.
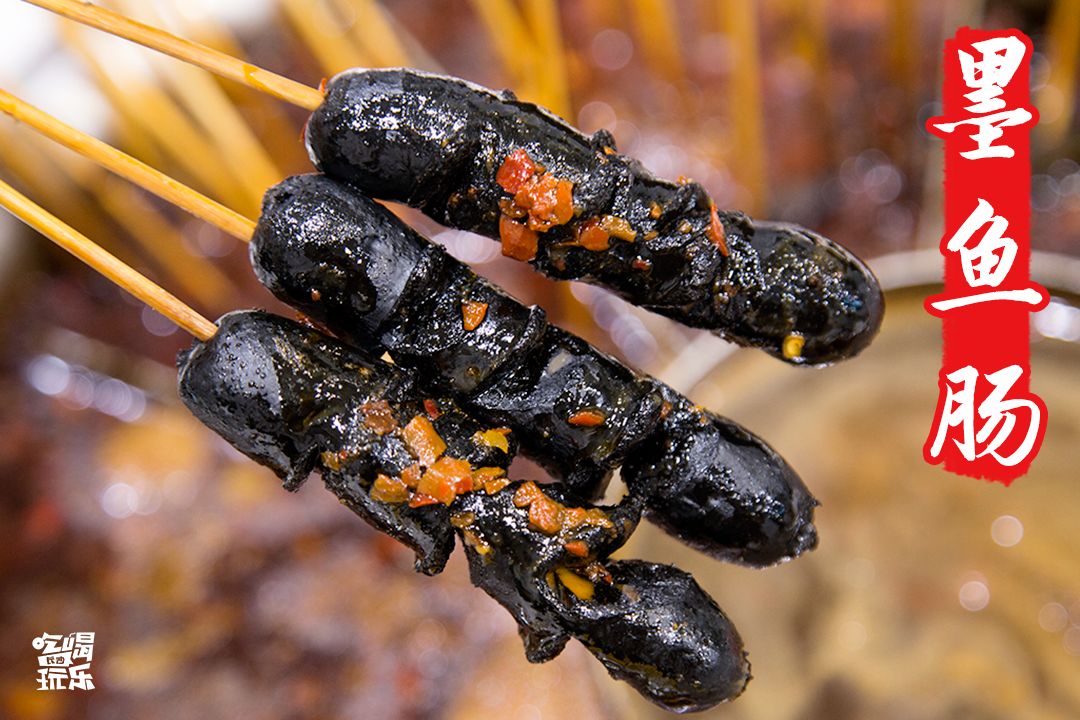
[923,28,1049,484]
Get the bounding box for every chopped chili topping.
[497,197,527,219]
[495,148,536,194]
[408,493,440,508]
[423,398,441,420]
[472,467,509,494]
[561,506,613,531]
[371,473,410,504]
[564,540,589,557]
[496,149,575,235]
[707,204,729,256]
[403,415,446,466]
[512,481,545,508]
[574,218,610,251]
[648,201,663,219]
[512,481,614,536]
[401,463,422,489]
[362,400,397,434]
[515,175,573,231]
[416,455,474,505]
[528,495,564,534]
[473,427,511,453]
[319,449,350,471]
[499,216,539,261]
[555,567,594,601]
[461,301,489,331]
[568,409,606,427]
[483,476,510,494]
[310,289,322,301]
[598,215,636,242]
[631,257,652,271]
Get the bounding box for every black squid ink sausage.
[250,174,817,567]
[305,68,884,366]
[177,310,751,712]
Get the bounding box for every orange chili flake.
[598,215,636,242]
[472,467,509,494]
[461,301,489,331]
[497,197,527,219]
[648,201,663,219]
[707,204,729,256]
[370,473,410,504]
[498,215,539,261]
[319,449,349,471]
[568,409,606,427]
[528,495,564,535]
[473,427,511,453]
[401,463,423,489]
[310,289,322,301]
[362,400,397,434]
[483,476,511,494]
[403,415,446,466]
[495,148,536,194]
[417,456,474,505]
[631,257,652,271]
[408,493,440,508]
[423,398,441,420]
[514,175,574,231]
[564,540,589,557]
[512,481,545,508]
[574,218,610,251]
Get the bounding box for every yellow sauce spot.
[555,567,595,601]
[782,333,806,360]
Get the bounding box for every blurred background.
[0,1,1077,718]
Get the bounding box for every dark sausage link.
[250,174,818,566]
[305,68,884,365]
[177,310,749,711]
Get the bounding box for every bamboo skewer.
[23,0,325,111]
[60,22,255,214]
[0,177,217,341]
[0,88,256,241]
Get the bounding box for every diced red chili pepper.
[403,415,446,466]
[564,540,589,557]
[401,463,422,489]
[499,215,539,261]
[598,214,636,241]
[575,218,610,251]
[408,492,440,508]
[528,495,564,534]
[512,481,544,508]
[371,474,410,503]
[362,400,397,434]
[461,301,489,331]
[708,204,729,256]
[423,398,440,420]
[568,409,606,427]
[496,148,536,194]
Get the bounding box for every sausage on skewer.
[305,68,884,365]
[251,174,817,567]
[178,310,750,712]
